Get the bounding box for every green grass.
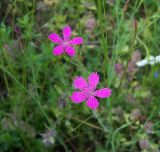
[0,0,160,151]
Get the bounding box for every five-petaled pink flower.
[71,72,112,109]
[48,25,83,57]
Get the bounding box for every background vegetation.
[0,0,160,151]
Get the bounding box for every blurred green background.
[0,0,160,151]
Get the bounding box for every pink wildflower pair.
[48,26,112,109]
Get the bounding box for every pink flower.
[48,25,84,57]
[71,72,112,109]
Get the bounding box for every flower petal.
[73,76,88,90]
[48,33,63,44]
[94,88,112,98]
[86,96,99,109]
[52,45,64,56]
[63,25,72,41]
[69,37,84,45]
[65,46,76,57]
[88,72,99,91]
[71,91,87,103]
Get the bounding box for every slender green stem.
[97,0,108,79]
[118,21,137,89]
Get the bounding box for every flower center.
[83,87,94,98]
[62,41,68,46]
